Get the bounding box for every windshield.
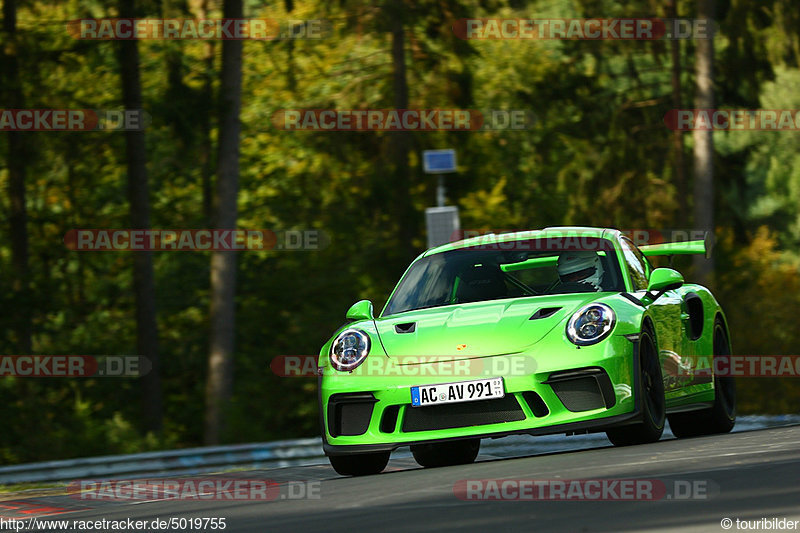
[382,237,625,316]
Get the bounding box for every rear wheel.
[606,328,665,446]
[411,439,480,468]
[668,320,736,438]
[328,451,390,476]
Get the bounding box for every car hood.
[375,294,605,359]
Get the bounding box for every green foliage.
[717,67,800,249]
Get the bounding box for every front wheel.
[411,439,480,468]
[607,328,665,446]
[328,451,390,476]
[668,320,736,438]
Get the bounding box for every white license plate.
[410,377,504,407]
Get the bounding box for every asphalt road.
[5,425,800,533]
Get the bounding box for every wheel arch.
[641,314,656,340]
[713,310,732,351]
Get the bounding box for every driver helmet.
[557,251,604,289]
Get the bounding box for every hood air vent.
[529,307,561,320]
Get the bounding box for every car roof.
[423,226,623,256]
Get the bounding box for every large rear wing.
[638,233,713,259]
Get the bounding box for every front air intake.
[521,391,550,417]
[544,368,616,412]
[327,393,377,437]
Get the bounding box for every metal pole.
[437,174,445,207]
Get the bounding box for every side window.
[620,238,649,291]
[630,239,653,275]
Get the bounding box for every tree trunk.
[2,0,32,354]
[667,0,688,220]
[201,25,215,225]
[387,0,414,263]
[118,0,162,433]
[692,0,715,283]
[204,0,243,445]
[188,0,215,224]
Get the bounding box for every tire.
[328,451,390,476]
[606,328,665,446]
[411,439,480,468]
[668,320,736,438]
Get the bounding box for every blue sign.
[423,149,457,174]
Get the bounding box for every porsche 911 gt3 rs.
[318,227,735,476]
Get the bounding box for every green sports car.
[318,227,736,476]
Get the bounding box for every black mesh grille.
[327,393,376,437]
[336,403,373,436]
[402,395,525,432]
[550,377,605,412]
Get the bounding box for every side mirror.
[346,299,374,321]
[647,268,684,293]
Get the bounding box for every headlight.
[330,328,371,371]
[566,304,615,346]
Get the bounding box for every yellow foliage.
[716,226,800,413]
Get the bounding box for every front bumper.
[320,334,641,456]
